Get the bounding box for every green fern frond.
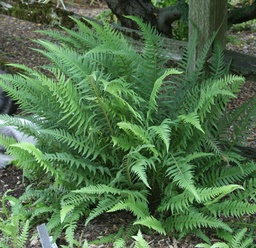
[87,72,115,135]
[73,184,146,201]
[207,200,256,218]
[46,211,62,239]
[28,206,55,220]
[193,229,211,244]
[195,242,229,248]
[84,18,131,52]
[125,16,167,97]
[185,152,214,163]
[38,128,95,157]
[134,216,166,235]
[117,122,152,146]
[82,239,89,248]
[9,142,59,177]
[231,228,253,248]
[178,20,198,76]
[85,198,119,225]
[113,238,126,248]
[33,39,96,77]
[148,119,173,152]
[61,192,89,208]
[196,228,253,248]
[132,230,150,248]
[178,25,218,85]
[146,69,182,125]
[234,178,256,202]
[64,212,81,247]
[203,135,223,154]
[54,17,139,81]
[64,17,101,49]
[220,96,256,146]
[167,209,232,233]
[102,77,144,122]
[166,154,199,200]
[197,87,235,121]
[60,205,75,223]
[37,17,100,52]
[112,135,141,151]
[178,112,204,133]
[201,162,256,187]
[129,154,153,188]
[20,184,65,202]
[192,29,219,81]
[0,70,57,115]
[236,238,254,248]
[159,189,194,213]
[45,152,109,176]
[210,40,228,79]
[17,220,30,248]
[73,186,147,225]
[160,184,242,214]
[0,133,17,150]
[89,233,117,245]
[108,197,149,220]
[199,185,244,204]
[196,75,243,121]
[0,115,38,137]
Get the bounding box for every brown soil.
[0,3,256,247]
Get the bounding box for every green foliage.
[0,15,256,247]
[0,191,30,248]
[132,230,150,248]
[196,228,254,248]
[152,0,178,8]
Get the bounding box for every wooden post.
[189,0,227,64]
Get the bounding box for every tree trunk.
[189,0,227,67]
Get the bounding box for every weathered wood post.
[189,0,228,68]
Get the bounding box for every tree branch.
[227,1,256,25]
[105,0,157,30]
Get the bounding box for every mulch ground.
[0,3,256,247]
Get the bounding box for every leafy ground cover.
[0,2,256,247]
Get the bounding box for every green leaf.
[195,243,229,248]
[130,158,151,188]
[134,216,166,235]
[132,230,150,248]
[148,119,173,152]
[147,69,182,124]
[60,205,74,223]
[113,238,126,248]
[108,198,149,219]
[166,155,200,201]
[178,112,204,133]
[118,122,151,145]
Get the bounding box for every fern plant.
[196,228,254,248]
[0,190,30,248]
[0,15,256,247]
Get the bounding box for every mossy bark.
[0,1,79,28]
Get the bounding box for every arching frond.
[166,208,232,233]
[134,216,166,235]
[166,154,199,200]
